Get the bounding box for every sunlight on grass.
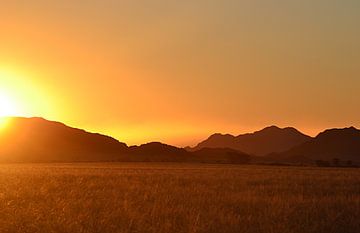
[0,164,358,233]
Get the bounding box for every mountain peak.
[272,126,360,164]
[257,125,301,133]
[316,126,360,139]
[209,133,235,139]
[0,117,128,162]
[262,125,281,131]
[192,126,311,156]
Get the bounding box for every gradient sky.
[0,0,359,146]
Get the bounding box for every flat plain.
[0,163,359,233]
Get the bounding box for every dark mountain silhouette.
[0,117,129,162]
[192,148,251,164]
[268,127,360,164]
[129,142,191,162]
[129,143,252,163]
[3,117,357,165]
[0,117,252,164]
[191,126,312,156]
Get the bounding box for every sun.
[0,91,23,131]
[0,92,21,118]
[0,68,58,120]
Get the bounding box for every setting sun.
[0,68,60,121]
[0,1,359,233]
[0,92,20,117]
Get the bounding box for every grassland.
[0,163,359,233]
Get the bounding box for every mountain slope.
[192,148,251,164]
[192,126,312,156]
[0,117,129,162]
[129,142,191,162]
[0,117,253,164]
[270,127,360,164]
[129,143,252,164]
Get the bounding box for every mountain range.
[0,117,359,165]
[268,127,360,164]
[0,117,250,164]
[0,117,128,162]
[190,126,312,156]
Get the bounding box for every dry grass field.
[0,163,359,233]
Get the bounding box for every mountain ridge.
[190,126,312,156]
[268,126,360,164]
[1,117,359,165]
[0,117,252,164]
[0,117,129,162]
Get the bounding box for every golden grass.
[0,163,359,233]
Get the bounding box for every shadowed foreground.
[0,163,359,233]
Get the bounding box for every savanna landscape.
[1,1,360,232]
[0,163,359,233]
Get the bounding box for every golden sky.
[0,0,359,146]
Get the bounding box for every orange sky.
[0,1,359,146]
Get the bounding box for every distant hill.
[2,117,357,165]
[191,126,312,156]
[129,142,191,162]
[192,148,251,164]
[268,127,360,164]
[0,117,252,164]
[129,143,252,164]
[0,117,128,162]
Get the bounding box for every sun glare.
[0,68,59,120]
[0,117,12,131]
[0,92,21,118]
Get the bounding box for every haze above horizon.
[0,0,359,146]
